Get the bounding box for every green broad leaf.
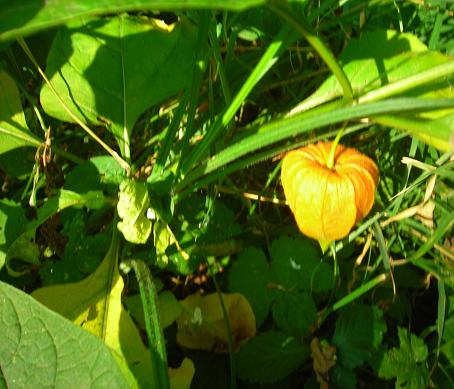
[332,304,387,369]
[32,227,153,388]
[0,0,266,42]
[117,179,152,244]
[300,30,450,110]
[270,236,332,293]
[40,15,197,157]
[124,291,183,330]
[0,280,129,388]
[373,113,454,152]
[65,156,126,194]
[236,331,309,384]
[0,199,27,270]
[271,290,317,338]
[0,147,35,178]
[228,247,275,327]
[0,69,41,154]
[296,30,454,151]
[5,189,105,276]
[330,365,357,389]
[378,327,429,389]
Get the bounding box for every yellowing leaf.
[176,292,256,351]
[169,358,195,389]
[117,179,152,244]
[32,227,152,388]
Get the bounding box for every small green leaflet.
[117,179,152,244]
[378,327,429,389]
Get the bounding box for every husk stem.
[326,126,346,169]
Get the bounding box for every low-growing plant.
[0,1,453,388]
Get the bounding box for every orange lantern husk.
[281,141,379,252]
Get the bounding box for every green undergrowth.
[0,0,453,388]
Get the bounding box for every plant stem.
[17,37,130,174]
[52,147,84,164]
[207,261,236,389]
[332,273,387,312]
[122,259,170,389]
[319,272,388,324]
[326,127,345,169]
[269,0,353,101]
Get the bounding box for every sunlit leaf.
[40,15,197,156]
[32,227,153,388]
[168,358,195,389]
[296,30,454,151]
[0,199,27,270]
[0,69,41,154]
[0,281,129,388]
[0,0,266,42]
[117,179,152,244]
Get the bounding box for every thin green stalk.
[209,16,232,105]
[330,242,340,293]
[151,93,189,176]
[249,161,282,216]
[408,210,454,261]
[17,37,130,173]
[268,0,353,101]
[326,126,345,169]
[52,147,84,164]
[207,261,236,389]
[437,280,446,360]
[122,259,169,389]
[320,273,388,323]
[179,23,295,175]
[176,11,211,172]
[372,221,391,272]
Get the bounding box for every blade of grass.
[209,16,232,105]
[437,280,446,360]
[206,260,236,389]
[428,11,443,50]
[408,210,454,261]
[121,259,169,389]
[176,122,368,199]
[151,93,189,176]
[373,221,391,272]
[177,97,454,191]
[319,273,388,324]
[179,23,296,175]
[358,60,454,104]
[268,0,353,101]
[331,273,388,312]
[177,11,211,168]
